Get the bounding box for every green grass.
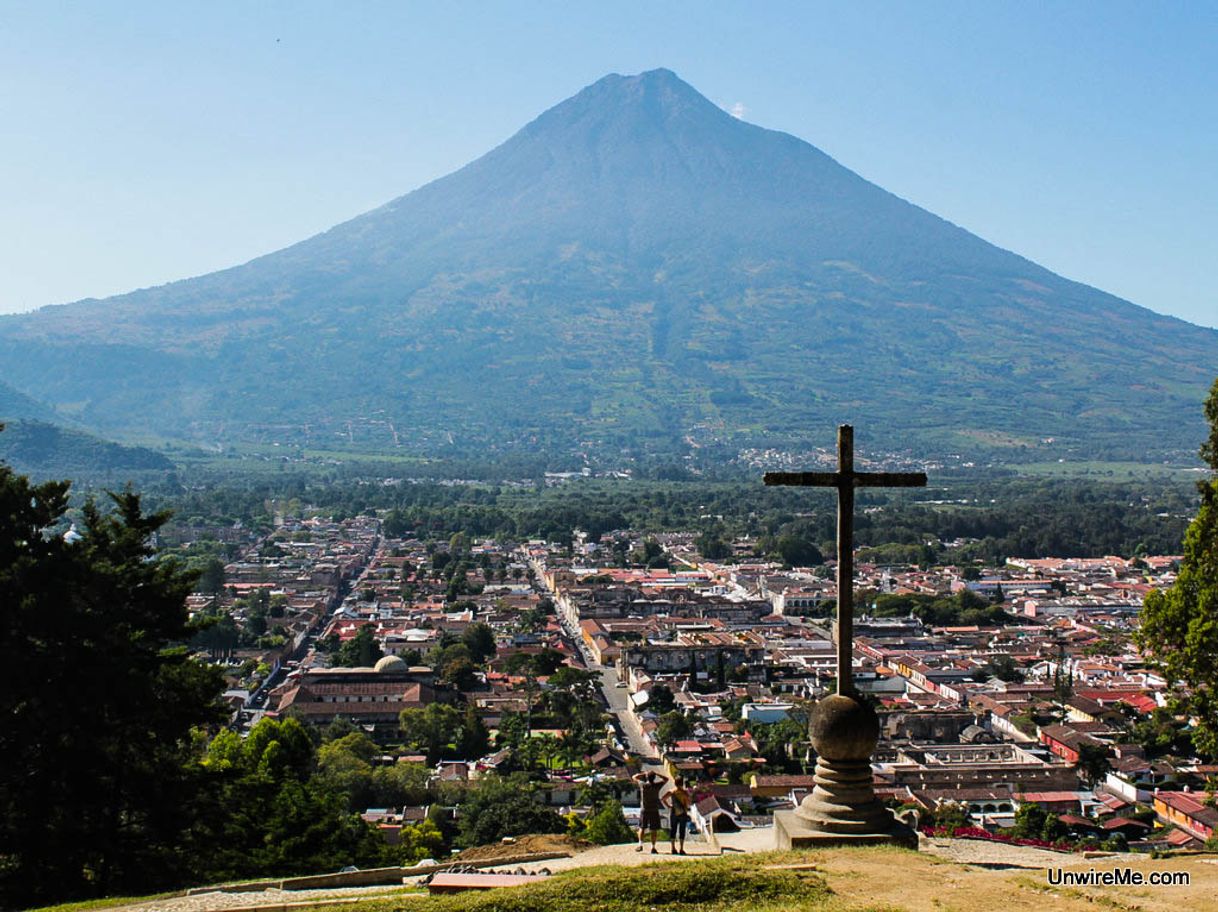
[309,855,833,912]
[1012,460,1202,480]
[25,890,184,912]
[168,443,450,477]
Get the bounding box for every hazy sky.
[2,2,1215,328]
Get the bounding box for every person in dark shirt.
[632,769,669,853]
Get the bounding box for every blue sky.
[1,2,1215,327]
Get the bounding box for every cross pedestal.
[766,425,923,850]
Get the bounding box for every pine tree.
[0,444,227,906]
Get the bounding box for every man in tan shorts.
[632,769,669,853]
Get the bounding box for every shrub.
[583,801,635,846]
[456,776,566,848]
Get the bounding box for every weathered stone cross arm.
[760,426,927,695]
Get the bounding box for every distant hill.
[1,69,1215,464]
[0,378,56,423]
[0,419,172,477]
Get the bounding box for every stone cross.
[764,425,926,695]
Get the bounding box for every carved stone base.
[772,692,918,851]
[774,809,918,850]
[799,756,895,832]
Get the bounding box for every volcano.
[2,68,1214,463]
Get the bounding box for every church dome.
[374,654,408,674]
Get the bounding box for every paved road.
[529,558,657,761]
[595,662,657,759]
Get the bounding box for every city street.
[595,661,658,759]
[531,558,658,760]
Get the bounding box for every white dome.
[374,654,408,674]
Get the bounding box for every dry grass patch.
[313,856,832,912]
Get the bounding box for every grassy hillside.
[30,846,1216,912]
[403,857,826,912]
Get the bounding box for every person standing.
[665,775,692,854]
[632,769,668,853]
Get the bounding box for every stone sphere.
[808,693,880,761]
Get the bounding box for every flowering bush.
[919,825,1096,853]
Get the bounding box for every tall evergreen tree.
[1137,378,1218,757]
[0,443,227,906]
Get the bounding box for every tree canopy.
[198,718,386,881]
[871,589,1007,627]
[0,458,227,906]
[582,800,636,845]
[333,625,384,667]
[455,775,566,848]
[1136,378,1218,757]
[0,447,394,906]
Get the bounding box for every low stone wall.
[188,881,284,895]
[280,867,412,890]
[185,851,575,896]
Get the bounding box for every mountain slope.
[1,69,1214,461]
[0,419,173,477]
[0,378,60,424]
